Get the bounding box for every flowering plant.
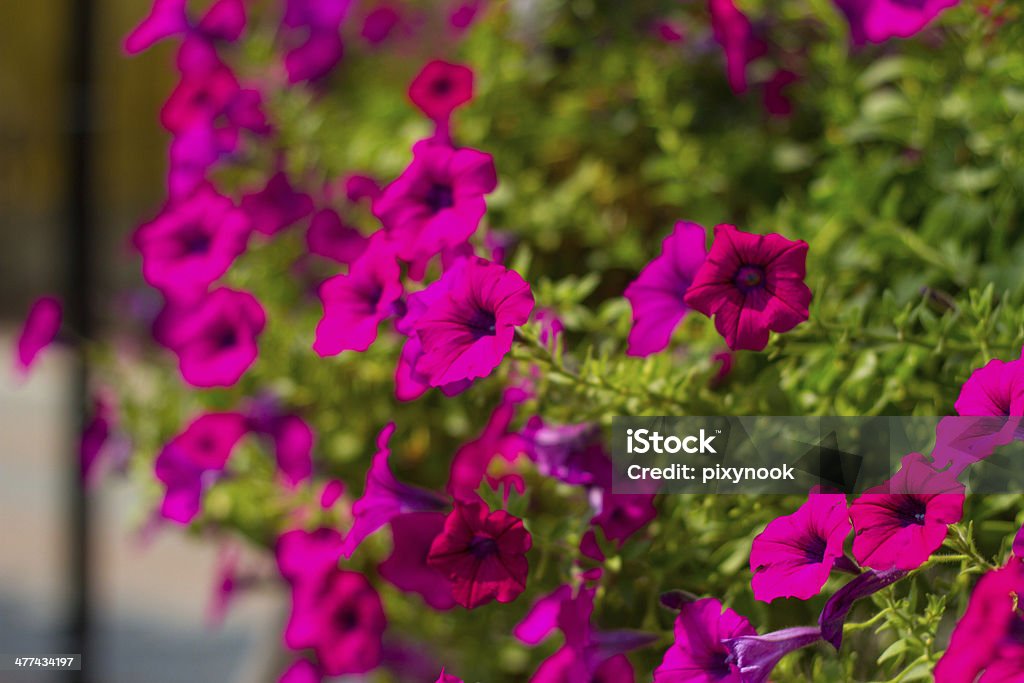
[18,0,1024,680]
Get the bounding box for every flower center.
[467,309,497,338]
[802,534,828,563]
[468,535,498,558]
[734,265,764,292]
[895,496,927,527]
[431,77,453,95]
[890,0,927,8]
[180,226,212,256]
[333,606,359,632]
[425,183,454,212]
[214,326,238,350]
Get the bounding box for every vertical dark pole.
[65,0,95,681]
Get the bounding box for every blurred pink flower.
[279,659,321,683]
[763,69,799,118]
[14,296,61,376]
[409,60,474,122]
[161,288,266,387]
[531,649,634,683]
[373,141,497,277]
[81,396,113,484]
[154,412,248,523]
[240,171,315,237]
[955,348,1024,415]
[313,234,403,356]
[448,389,528,500]
[436,668,464,683]
[749,492,852,602]
[723,626,822,683]
[708,0,766,94]
[276,528,344,587]
[654,597,756,682]
[361,5,402,45]
[819,566,906,649]
[305,209,368,264]
[412,257,534,386]
[427,498,531,609]
[850,452,964,570]
[280,0,353,83]
[624,221,707,357]
[343,173,382,204]
[685,224,811,352]
[320,479,345,508]
[134,184,251,300]
[124,0,245,54]
[378,511,456,610]
[341,423,449,558]
[834,0,959,44]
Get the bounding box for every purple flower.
[708,0,766,94]
[124,0,246,54]
[850,452,964,570]
[685,224,812,352]
[134,184,251,301]
[276,528,344,587]
[360,5,402,45]
[372,141,497,276]
[448,390,528,500]
[279,659,321,683]
[930,415,1019,477]
[934,557,1024,682]
[624,221,707,357]
[515,585,575,645]
[280,0,353,83]
[305,209,368,264]
[284,569,386,676]
[763,69,799,118]
[240,171,315,237]
[530,648,635,683]
[378,511,456,610]
[313,234,403,356]
[522,419,608,487]
[412,257,534,386]
[246,413,314,487]
[749,492,852,602]
[834,0,959,44]
[81,396,113,485]
[818,567,908,649]
[154,412,248,524]
[14,296,62,376]
[723,627,822,683]
[340,423,449,558]
[435,669,464,683]
[160,288,266,387]
[409,60,474,122]
[955,348,1024,416]
[654,597,756,682]
[427,498,532,609]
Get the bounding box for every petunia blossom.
[240,171,315,237]
[749,492,853,602]
[340,423,449,558]
[708,0,766,94]
[159,288,266,387]
[427,498,532,609]
[934,557,1024,682]
[279,659,321,683]
[654,597,756,682]
[435,669,464,683]
[819,567,907,650]
[378,512,456,610]
[849,452,964,571]
[954,348,1024,416]
[723,627,822,683]
[124,0,246,55]
[305,209,368,264]
[154,412,249,524]
[313,234,403,356]
[412,257,534,386]
[684,224,811,352]
[134,184,251,301]
[448,389,528,500]
[279,0,352,83]
[833,0,959,44]
[624,221,707,357]
[14,296,62,376]
[372,141,497,276]
[408,60,474,122]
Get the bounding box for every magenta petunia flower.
[593,492,658,545]
[435,669,464,683]
[654,597,757,682]
[284,569,386,676]
[850,452,965,571]
[409,60,474,122]
[279,659,321,683]
[167,125,222,200]
[372,141,497,275]
[276,527,344,588]
[684,224,811,352]
[81,396,115,485]
[320,479,345,509]
[819,566,907,649]
[134,184,251,300]
[531,648,635,683]
[931,415,1019,477]
[448,390,528,500]
[763,69,799,118]
[708,0,767,94]
[313,234,403,356]
[723,626,822,683]
[624,221,708,357]
[833,0,959,44]
[427,498,532,609]
[749,493,852,603]
[154,412,248,524]
[305,209,368,264]
[342,173,382,204]
[280,0,352,83]
[340,423,449,558]
[412,257,534,386]
[378,511,456,610]
[360,5,401,45]
[934,557,1024,682]
[160,288,266,387]
[14,296,62,376]
[265,415,314,487]
[240,171,315,237]
[955,348,1024,416]
[124,0,245,55]
[522,419,608,487]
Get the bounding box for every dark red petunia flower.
[408,60,474,122]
